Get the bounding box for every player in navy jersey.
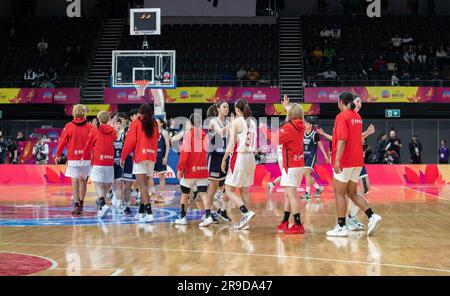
[150,118,170,203]
[301,117,329,200]
[204,102,232,225]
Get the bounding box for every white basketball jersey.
[236,117,257,153]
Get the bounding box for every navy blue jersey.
[304,130,321,157]
[113,131,125,163]
[157,129,168,158]
[208,117,228,155]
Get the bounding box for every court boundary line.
[1,242,449,274]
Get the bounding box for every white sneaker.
[135,212,145,220]
[233,211,255,230]
[267,182,274,193]
[175,217,187,225]
[199,216,214,227]
[367,214,382,236]
[97,205,111,219]
[326,224,349,237]
[139,214,154,223]
[347,216,366,231]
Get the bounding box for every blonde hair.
[97,110,111,124]
[286,103,304,121]
[72,104,87,118]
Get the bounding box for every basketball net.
[133,80,149,97]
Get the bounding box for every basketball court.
[1,184,449,276]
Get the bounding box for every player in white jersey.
[221,99,257,230]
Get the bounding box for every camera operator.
[0,131,8,164]
[33,136,49,164]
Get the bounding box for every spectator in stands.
[428,0,435,15]
[436,46,447,64]
[47,67,57,84]
[34,67,45,87]
[403,45,416,64]
[37,37,48,56]
[324,46,336,65]
[386,61,397,73]
[391,73,400,86]
[237,66,247,80]
[363,139,374,163]
[8,132,25,164]
[33,137,49,165]
[409,135,423,164]
[317,69,337,80]
[318,0,328,13]
[0,131,8,164]
[391,35,403,48]
[330,25,341,40]
[386,130,403,163]
[23,66,36,85]
[376,132,388,164]
[402,70,411,85]
[417,45,427,64]
[428,46,437,65]
[247,68,260,81]
[373,56,387,74]
[439,140,449,164]
[313,46,324,64]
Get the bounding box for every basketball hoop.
[133,80,149,97]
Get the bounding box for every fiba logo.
[366,0,381,18]
[66,0,81,18]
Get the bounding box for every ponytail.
[206,104,219,118]
[339,92,356,111]
[235,99,252,119]
[139,103,155,137]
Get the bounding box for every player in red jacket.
[175,113,210,226]
[82,111,116,219]
[327,92,382,237]
[55,104,92,215]
[120,103,159,223]
[277,100,306,234]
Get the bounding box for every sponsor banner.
[104,87,280,104]
[264,103,320,116]
[435,88,450,103]
[104,88,153,104]
[304,87,439,103]
[64,104,118,117]
[0,88,80,104]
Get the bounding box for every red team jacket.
[120,116,159,163]
[82,124,116,166]
[56,118,93,161]
[332,110,364,168]
[278,119,305,169]
[177,128,209,179]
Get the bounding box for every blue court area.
[0,205,203,227]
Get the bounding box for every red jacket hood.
[290,119,304,131]
[72,118,88,126]
[98,124,115,136]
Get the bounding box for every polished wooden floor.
[0,183,449,276]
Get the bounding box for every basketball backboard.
[111,50,176,88]
[130,8,161,35]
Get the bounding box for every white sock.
[313,183,320,190]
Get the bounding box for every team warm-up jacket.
[278,119,305,170]
[177,128,209,179]
[82,124,116,166]
[56,118,93,161]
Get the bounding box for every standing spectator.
[23,66,36,86]
[409,135,423,164]
[391,73,400,86]
[313,46,324,64]
[33,137,49,165]
[439,140,449,164]
[0,131,8,164]
[236,66,247,80]
[428,0,435,15]
[385,130,403,163]
[318,0,327,13]
[324,46,336,65]
[37,37,48,55]
[376,132,388,163]
[403,45,416,64]
[8,131,25,164]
